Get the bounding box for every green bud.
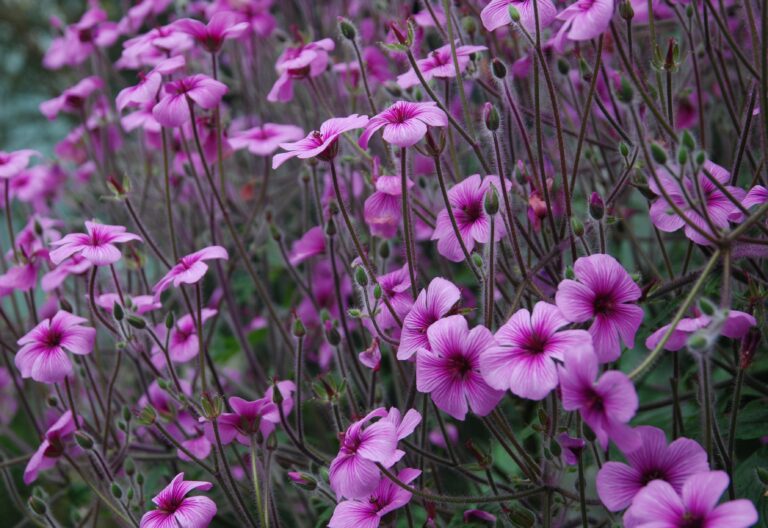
[354,266,369,287]
[111,483,123,499]
[461,16,477,35]
[565,266,575,280]
[579,58,591,82]
[471,253,483,269]
[136,473,144,486]
[694,150,706,166]
[508,5,521,22]
[165,312,175,329]
[126,315,145,329]
[681,130,696,151]
[484,186,500,216]
[75,431,94,450]
[347,308,362,318]
[687,333,709,352]
[571,217,585,237]
[325,325,341,346]
[491,58,507,79]
[506,506,536,527]
[620,0,634,19]
[293,317,306,337]
[617,76,634,103]
[127,488,134,501]
[28,496,47,516]
[113,302,124,321]
[557,58,570,76]
[619,141,630,158]
[482,102,500,132]
[378,240,390,259]
[325,218,337,237]
[650,142,668,165]
[122,406,132,423]
[677,147,689,165]
[698,297,716,316]
[373,284,382,300]
[124,457,135,477]
[338,17,356,40]
[550,439,562,457]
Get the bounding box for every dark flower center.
[462,201,483,222]
[447,354,473,378]
[679,513,704,528]
[587,390,604,413]
[44,329,64,348]
[592,293,615,315]
[640,469,667,485]
[522,333,548,355]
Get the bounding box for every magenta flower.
[553,0,615,46]
[329,468,420,528]
[15,311,95,384]
[272,114,369,169]
[153,246,229,295]
[397,42,487,89]
[555,254,643,363]
[624,471,757,528]
[153,309,218,364]
[40,76,104,120]
[359,338,382,371]
[50,221,142,266]
[95,293,162,315]
[358,101,448,149]
[432,175,507,263]
[267,38,335,102]
[173,12,249,53]
[596,426,709,512]
[648,161,746,245]
[364,175,414,239]
[480,302,592,400]
[398,277,461,360]
[229,123,305,156]
[288,226,326,265]
[201,396,278,446]
[152,75,228,127]
[0,149,40,179]
[645,310,756,351]
[481,0,558,33]
[43,7,119,70]
[369,264,413,333]
[41,254,92,292]
[558,345,640,451]
[743,184,767,209]
[140,473,217,528]
[557,433,586,465]
[24,411,79,484]
[416,315,503,420]
[116,55,186,112]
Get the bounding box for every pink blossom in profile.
[173,11,249,53]
[152,309,218,364]
[268,38,335,103]
[329,468,420,528]
[359,338,382,371]
[557,433,586,465]
[206,0,276,37]
[50,221,142,266]
[480,301,592,400]
[15,311,95,384]
[553,0,615,47]
[645,309,755,351]
[624,471,757,528]
[369,264,414,333]
[364,175,413,239]
[288,226,326,265]
[398,277,461,360]
[555,253,643,363]
[116,55,186,112]
[0,150,40,179]
[597,426,709,512]
[416,315,503,421]
[480,0,557,33]
[41,254,92,292]
[558,345,640,452]
[464,509,497,525]
[43,7,119,70]
[200,396,278,446]
[229,123,305,156]
[95,293,162,315]
[153,246,229,295]
[24,411,79,484]
[743,185,767,209]
[152,75,228,127]
[358,101,447,149]
[432,175,508,263]
[40,76,104,120]
[118,25,193,69]
[272,114,369,169]
[397,42,487,89]
[140,473,217,528]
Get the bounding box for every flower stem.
[400,147,418,297]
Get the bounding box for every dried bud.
[589,192,605,220]
[338,17,356,40]
[482,102,500,132]
[491,58,507,79]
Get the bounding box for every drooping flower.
[200,396,278,446]
[272,114,369,169]
[229,123,305,156]
[553,0,615,47]
[0,149,40,179]
[398,277,461,360]
[416,315,504,421]
[153,75,228,127]
[596,426,709,512]
[24,411,79,484]
[432,175,507,263]
[480,0,558,33]
[359,338,382,371]
[555,253,643,363]
[173,11,249,53]
[40,76,104,120]
[358,101,448,149]
[267,38,335,102]
[50,221,142,266]
[558,345,640,451]
[397,42,487,89]
[140,473,217,528]
[480,301,592,400]
[15,311,95,384]
[153,246,229,295]
[329,468,420,528]
[645,309,756,351]
[624,471,757,528]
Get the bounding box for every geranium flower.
[358,101,447,149]
[359,338,382,371]
[397,42,487,89]
[645,309,756,351]
[153,75,228,127]
[95,293,162,315]
[398,277,461,360]
[118,25,193,69]
[140,473,217,528]
[24,411,79,484]
[41,254,92,292]
[553,0,615,47]
[288,226,326,265]
[173,11,249,53]
[15,311,95,384]
[369,264,413,333]
[201,396,278,446]
[416,315,504,420]
[40,76,104,120]
[555,253,643,363]
[267,38,335,103]
[364,175,413,239]
[597,426,709,511]
[152,309,217,364]
[153,246,229,295]
[43,7,119,70]
[480,301,592,400]
[480,0,557,33]
[272,114,369,169]
[116,55,186,112]
[0,149,40,179]
[50,221,142,266]
[229,123,305,156]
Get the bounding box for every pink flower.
[201,396,278,446]
[41,254,92,292]
[329,468,420,528]
[152,309,218,364]
[369,264,414,332]
[416,315,503,420]
[364,175,414,239]
[358,101,448,149]
[267,38,335,102]
[398,277,461,360]
[480,301,592,400]
[649,161,746,245]
[555,254,643,363]
[359,338,382,371]
[0,149,40,179]
[116,56,186,112]
[645,310,756,351]
[95,293,162,315]
[15,311,95,384]
[229,123,305,156]
[272,114,369,169]
[43,7,119,70]
[481,0,558,33]
[397,42,487,89]
[743,185,767,209]
[624,471,757,528]
[173,12,249,53]
[553,0,615,46]
[50,221,142,266]
[288,226,326,265]
[153,246,229,295]
[432,175,507,263]
[557,433,586,465]
[40,76,104,120]
[24,411,79,484]
[558,345,640,451]
[140,473,217,528]
[153,75,228,127]
[118,25,193,69]
[596,426,709,512]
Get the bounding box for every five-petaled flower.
[140,473,217,528]
[153,74,228,127]
[358,101,448,149]
[153,246,229,295]
[272,114,369,168]
[50,221,142,266]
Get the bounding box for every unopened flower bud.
[619,141,630,158]
[287,471,317,490]
[293,317,306,337]
[124,457,135,476]
[677,146,689,165]
[491,58,507,79]
[739,327,760,369]
[165,312,175,329]
[579,58,591,82]
[681,130,696,151]
[373,284,382,300]
[565,266,575,280]
[471,253,483,269]
[378,240,390,259]
[557,59,570,76]
[650,142,668,165]
[694,150,706,166]
[111,483,123,499]
[325,324,341,346]
[338,17,356,40]
[28,496,47,516]
[326,218,337,237]
[617,77,634,103]
[126,315,145,329]
[354,266,369,287]
[507,5,521,22]
[135,405,157,426]
[113,302,124,321]
[75,431,94,450]
[589,192,605,220]
[686,332,709,353]
[698,297,716,316]
[484,186,500,215]
[461,16,477,36]
[482,102,500,132]
[571,217,585,237]
[620,0,634,19]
